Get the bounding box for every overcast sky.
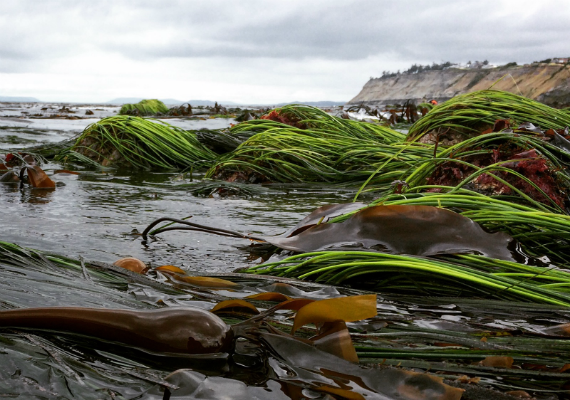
[1,0,569,104]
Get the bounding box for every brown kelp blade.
[261,333,464,400]
[245,292,291,302]
[0,307,233,355]
[265,205,515,261]
[283,202,366,237]
[175,275,238,288]
[292,294,377,333]
[22,165,56,189]
[211,299,260,315]
[311,320,359,363]
[113,257,149,274]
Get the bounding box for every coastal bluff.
[347,63,570,108]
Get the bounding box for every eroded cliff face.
[347,64,570,107]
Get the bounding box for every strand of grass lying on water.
[355,327,570,372]
[0,240,123,283]
[407,89,570,142]
[245,251,570,306]
[54,149,109,169]
[72,116,216,169]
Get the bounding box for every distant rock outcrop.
[347,63,570,108]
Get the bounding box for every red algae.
[427,147,567,208]
[260,110,306,128]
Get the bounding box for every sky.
[1,0,569,104]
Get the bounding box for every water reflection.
[20,188,55,204]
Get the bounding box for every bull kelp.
[118,99,169,116]
[362,191,570,266]
[71,115,216,168]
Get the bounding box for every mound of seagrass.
[205,105,433,185]
[119,99,169,116]
[407,90,570,144]
[71,115,216,169]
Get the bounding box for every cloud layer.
[1,0,569,103]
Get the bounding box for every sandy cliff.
[347,64,570,107]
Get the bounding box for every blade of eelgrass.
[245,251,570,306]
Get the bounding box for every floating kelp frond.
[265,205,516,261]
[19,164,55,189]
[407,90,570,143]
[119,99,169,116]
[352,191,570,267]
[71,116,216,169]
[142,203,516,260]
[0,307,234,355]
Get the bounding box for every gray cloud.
[1,0,569,101]
[3,0,569,65]
[97,0,570,64]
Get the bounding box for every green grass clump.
[407,90,570,142]
[404,132,570,209]
[205,105,434,184]
[206,126,432,184]
[119,99,169,116]
[72,115,216,169]
[245,251,570,306]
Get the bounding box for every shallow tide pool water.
[0,106,358,272]
[0,104,568,399]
